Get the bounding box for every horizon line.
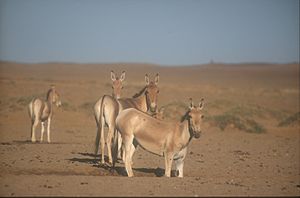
[0,60,299,67]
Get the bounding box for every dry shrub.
[206,113,266,133]
[278,112,300,127]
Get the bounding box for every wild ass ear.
[198,98,204,110]
[145,74,150,85]
[111,70,116,81]
[120,71,126,82]
[50,85,56,90]
[155,73,159,85]
[189,98,194,109]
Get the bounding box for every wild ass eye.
[201,115,204,119]
[157,90,159,93]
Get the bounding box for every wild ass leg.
[31,119,39,143]
[40,122,45,142]
[47,118,51,143]
[124,135,134,177]
[164,152,174,177]
[118,132,123,160]
[174,148,187,178]
[100,115,105,164]
[106,123,116,164]
[174,158,184,178]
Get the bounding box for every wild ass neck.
[134,93,148,112]
[179,119,194,148]
[131,86,149,112]
[46,92,54,115]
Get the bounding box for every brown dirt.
[0,62,299,196]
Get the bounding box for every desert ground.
[0,61,299,196]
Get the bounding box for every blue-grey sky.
[0,0,299,65]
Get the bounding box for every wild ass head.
[145,73,160,113]
[111,70,126,99]
[47,85,62,107]
[187,98,204,139]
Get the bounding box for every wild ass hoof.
[109,167,115,174]
[31,139,36,143]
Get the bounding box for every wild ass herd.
[28,71,205,177]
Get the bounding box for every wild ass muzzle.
[115,98,204,177]
[94,73,160,165]
[28,85,62,143]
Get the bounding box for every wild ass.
[94,74,160,164]
[94,70,126,161]
[115,98,204,177]
[110,70,126,99]
[28,85,62,143]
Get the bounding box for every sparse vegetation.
[80,101,94,111]
[16,96,34,106]
[61,101,77,111]
[160,101,189,121]
[278,112,300,127]
[225,104,287,120]
[205,113,266,133]
[161,101,266,133]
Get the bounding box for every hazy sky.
[0,0,299,65]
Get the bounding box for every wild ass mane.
[132,81,157,98]
[180,110,191,122]
[132,86,147,98]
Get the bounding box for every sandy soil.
[0,62,299,196]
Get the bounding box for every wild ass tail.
[28,98,35,124]
[94,95,106,156]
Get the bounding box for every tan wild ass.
[115,98,204,177]
[94,70,126,163]
[94,74,160,164]
[110,70,126,99]
[28,85,62,143]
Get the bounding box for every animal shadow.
[68,152,127,176]
[11,140,73,145]
[68,152,103,165]
[133,167,165,177]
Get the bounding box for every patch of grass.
[209,99,234,110]
[278,112,300,127]
[61,101,77,111]
[206,113,266,133]
[16,96,34,106]
[224,104,287,121]
[8,104,23,112]
[80,101,94,111]
[160,101,189,122]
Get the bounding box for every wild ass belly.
[134,129,167,156]
[40,104,51,121]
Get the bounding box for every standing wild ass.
[28,85,62,143]
[94,74,160,164]
[94,70,126,163]
[110,70,126,99]
[115,98,204,177]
